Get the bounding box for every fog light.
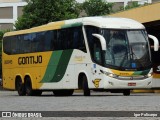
[108,73,114,77]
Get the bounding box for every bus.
[151,46,160,90]
[2,16,159,96]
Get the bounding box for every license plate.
[128,83,136,86]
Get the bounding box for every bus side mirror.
[148,34,159,51]
[92,34,106,51]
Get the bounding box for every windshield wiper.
[119,50,130,68]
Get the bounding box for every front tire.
[82,76,90,96]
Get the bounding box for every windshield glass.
[102,29,151,70]
[85,26,152,70]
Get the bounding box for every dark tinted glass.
[3,26,86,54]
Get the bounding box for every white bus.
[2,16,159,96]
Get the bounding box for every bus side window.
[78,28,86,52]
[44,31,53,51]
[73,31,78,49]
[38,32,46,52]
[11,36,19,54]
[85,25,102,64]
[3,37,11,54]
[50,30,55,50]
[23,34,31,53]
[30,33,37,52]
[94,45,101,62]
[73,27,86,52]
[93,38,102,64]
[18,35,24,54]
[61,29,68,50]
[67,28,73,49]
[57,30,62,50]
[52,30,58,50]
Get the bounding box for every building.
[77,0,152,6]
[78,0,156,18]
[0,0,27,30]
[111,0,152,10]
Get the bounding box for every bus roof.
[82,16,145,29]
[4,16,145,37]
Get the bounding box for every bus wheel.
[82,76,90,96]
[53,90,74,96]
[123,90,130,96]
[16,78,26,96]
[25,77,34,96]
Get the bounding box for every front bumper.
[102,77,152,89]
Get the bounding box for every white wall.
[76,0,152,4]
[76,0,152,8]
[0,0,23,3]
[0,2,27,29]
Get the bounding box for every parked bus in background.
[2,16,159,96]
[150,45,160,90]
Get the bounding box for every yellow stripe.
[111,69,134,76]
[4,21,65,37]
[153,73,160,78]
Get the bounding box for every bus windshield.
[102,29,151,70]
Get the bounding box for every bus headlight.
[105,72,118,78]
[147,73,152,78]
[100,70,118,78]
[108,73,114,77]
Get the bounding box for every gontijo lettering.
[18,55,42,65]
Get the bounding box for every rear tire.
[25,77,34,96]
[123,90,130,96]
[82,76,90,96]
[16,78,26,96]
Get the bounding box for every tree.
[0,31,4,40]
[82,0,113,16]
[15,0,80,30]
[118,1,141,11]
[125,2,140,10]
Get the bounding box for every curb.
[132,90,154,93]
